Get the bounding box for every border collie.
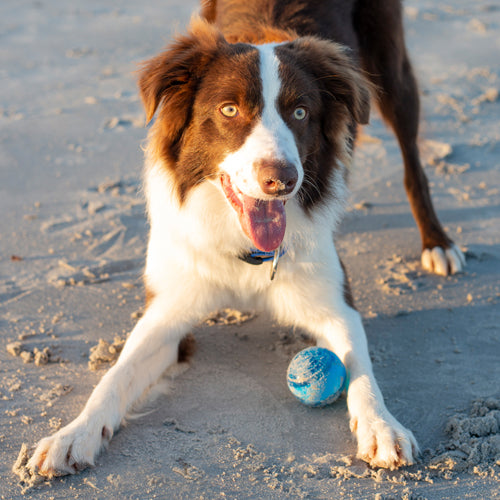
[28,0,465,474]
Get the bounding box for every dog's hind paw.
[421,243,465,276]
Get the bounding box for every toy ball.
[286,347,347,407]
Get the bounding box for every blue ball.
[286,347,347,407]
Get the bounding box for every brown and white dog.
[29,0,465,475]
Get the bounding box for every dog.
[28,0,465,475]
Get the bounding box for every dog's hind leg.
[28,284,218,477]
[353,0,465,275]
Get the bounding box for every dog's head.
[139,18,371,252]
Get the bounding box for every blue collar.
[238,246,287,265]
[238,245,287,280]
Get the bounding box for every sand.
[1,0,499,498]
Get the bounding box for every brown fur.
[144,283,156,308]
[178,333,197,363]
[339,257,356,309]
[352,1,452,251]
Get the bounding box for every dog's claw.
[353,413,419,470]
[421,244,465,276]
[27,418,106,477]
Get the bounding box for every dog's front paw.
[351,411,419,470]
[421,243,465,276]
[27,417,112,477]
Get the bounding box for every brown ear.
[287,37,372,125]
[138,17,225,126]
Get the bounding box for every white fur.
[219,44,303,200]
[28,43,419,476]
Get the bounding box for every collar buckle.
[238,245,285,280]
[269,246,282,280]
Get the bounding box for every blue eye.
[220,104,239,117]
[293,107,307,120]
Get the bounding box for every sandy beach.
[1,1,499,498]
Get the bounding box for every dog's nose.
[256,159,298,196]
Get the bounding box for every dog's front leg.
[316,305,419,469]
[28,291,209,477]
[271,251,419,469]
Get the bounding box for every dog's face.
[139,19,370,251]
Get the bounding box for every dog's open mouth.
[220,173,286,252]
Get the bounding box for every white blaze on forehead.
[218,43,303,200]
[258,44,286,128]
[257,43,303,169]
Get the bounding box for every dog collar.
[239,245,286,280]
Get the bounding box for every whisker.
[193,172,219,187]
[298,173,322,206]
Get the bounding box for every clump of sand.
[12,384,76,492]
[378,255,422,296]
[6,342,60,366]
[204,308,255,326]
[88,336,126,371]
[12,444,47,494]
[39,383,73,407]
[429,397,500,479]
[420,139,453,165]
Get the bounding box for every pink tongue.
[240,194,286,252]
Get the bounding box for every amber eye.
[293,107,307,120]
[220,104,239,117]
